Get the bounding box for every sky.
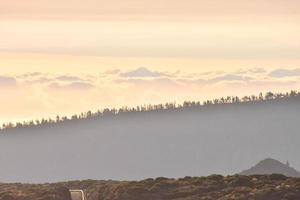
[1,0,300,124]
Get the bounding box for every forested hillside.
[0,92,300,182]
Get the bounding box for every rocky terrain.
[0,183,71,200]
[1,175,300,200]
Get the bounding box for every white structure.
[70,190,86,200]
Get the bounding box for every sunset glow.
[1,0,300,124]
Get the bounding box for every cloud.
[269,68,300,78]
[104,69,120,75]
[67,82,94,90]
[248,67,266,74]
[235,68,266,75]
[200,71,215,76]
[20,72,42,78]
[23,77,53,85]
[0,76,17,87]
[56,75,84,82]
[2,0,300,20]
[177,73,255,86]
[115,77,181,90]
[120,67,165,78]
[208,74,253,84]
[218,80,300,92]
[48,81,94,91]
[20,73,82,85]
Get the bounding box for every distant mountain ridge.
[241,158,300,177]
[1,95,300,182]
[1,91,299,131]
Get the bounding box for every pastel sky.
[1,0,300,124]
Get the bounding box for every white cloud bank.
[1,67,300,124]
[269,68,300,78]
[0,76,17,87]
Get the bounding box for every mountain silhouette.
[1,96,300,182]
[240,158,300,177]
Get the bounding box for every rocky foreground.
[0,183,71,200]
[1,175,300,200]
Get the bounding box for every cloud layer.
[2,0,300,19]
[0,76,17,88]
[1,66,300,124]
[269,68,300,78]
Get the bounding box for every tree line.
[1,90,299,131]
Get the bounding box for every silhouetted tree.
[1,90,300,131]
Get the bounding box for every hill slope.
[0,184,70,200]
[2,175,300,200]
[240,158,300,177]
[1,97,300,182]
